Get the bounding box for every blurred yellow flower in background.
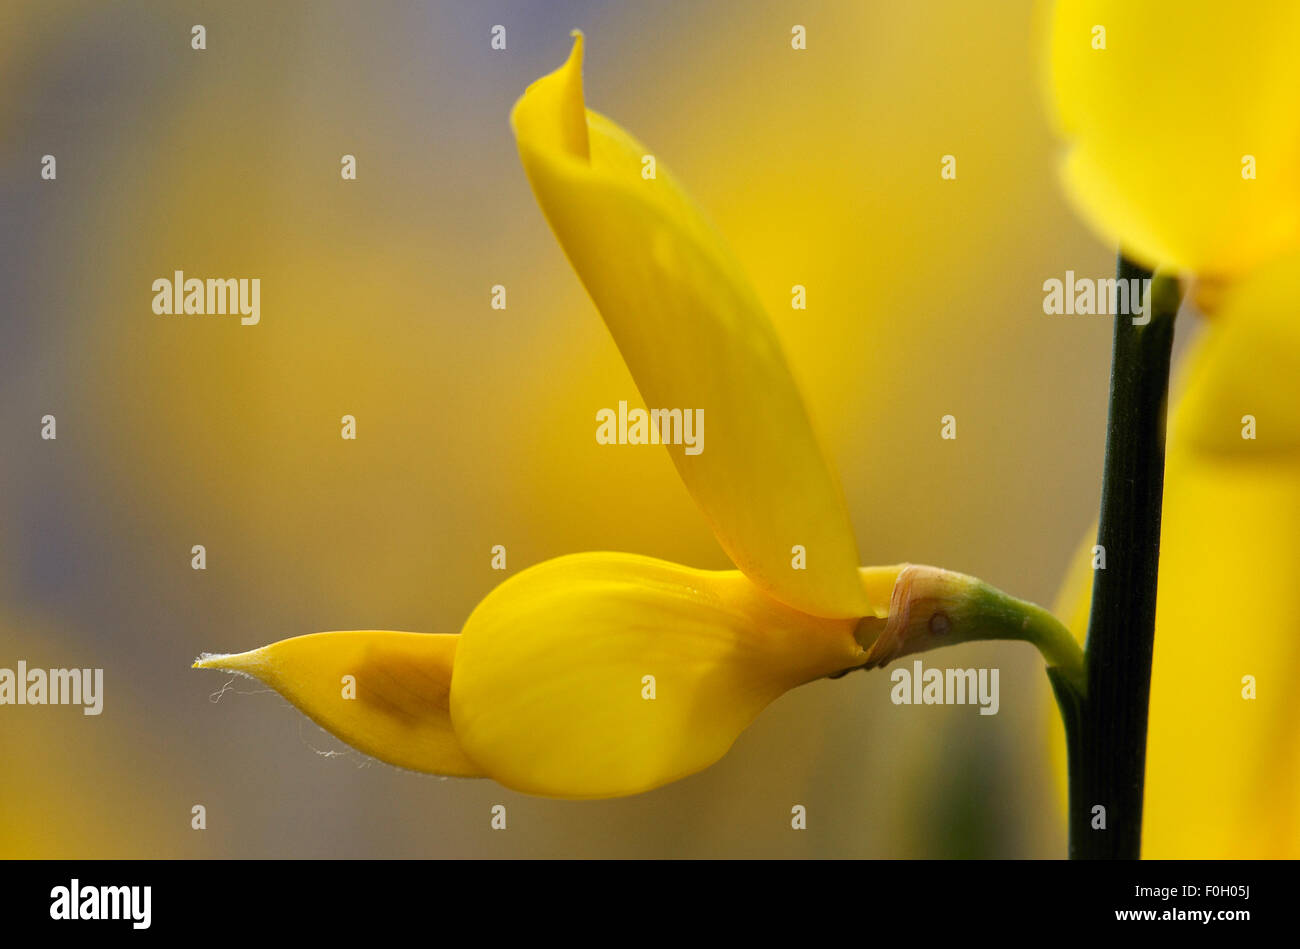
[1048,0,1300,276]
[1052,252,1300,859]
[1047,0,1300,857]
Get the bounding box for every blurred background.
[0,0,1177,857]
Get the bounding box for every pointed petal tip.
[555,30,588,160]
[510,29,589,163]
[192,649,263,675]
[195,631,483,779]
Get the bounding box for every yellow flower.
[197,34,907,799]
[1052,247,1300,856]
[1047,1,1300,276]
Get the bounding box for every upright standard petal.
[450,553,889,799]
[512,34,871,619]
[1048,2,1300,275]
[194,631,482,778]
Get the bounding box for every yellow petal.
[1048,2,1300,275]
[451,552,893,799]
[1171,247,1300,456]
[511,34,871,619]
[194,631,482,778]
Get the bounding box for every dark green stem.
[1064,255,1181,859]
